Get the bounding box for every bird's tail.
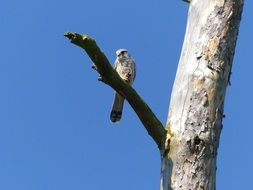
[110,92,124,123]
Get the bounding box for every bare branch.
[64,32,166,148]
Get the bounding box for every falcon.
[110,49,136,123]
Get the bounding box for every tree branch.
[64,32,166,149]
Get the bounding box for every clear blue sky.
[1,0,252,189]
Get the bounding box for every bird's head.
[116,49,130,58]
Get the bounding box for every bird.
[110,49,136,123]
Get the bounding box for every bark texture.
[161,0,243,190]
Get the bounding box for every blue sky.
[1,0,252,189]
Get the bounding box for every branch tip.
[64,32,76,40]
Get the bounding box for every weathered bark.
[161,0,243,190]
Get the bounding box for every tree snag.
[162,0,243,189]
[64,0,243,189]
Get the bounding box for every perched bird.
[110,49,136,123]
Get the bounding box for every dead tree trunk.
[64,0,243,189]
[161,0,243,189]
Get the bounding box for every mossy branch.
[64,32,166,148]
